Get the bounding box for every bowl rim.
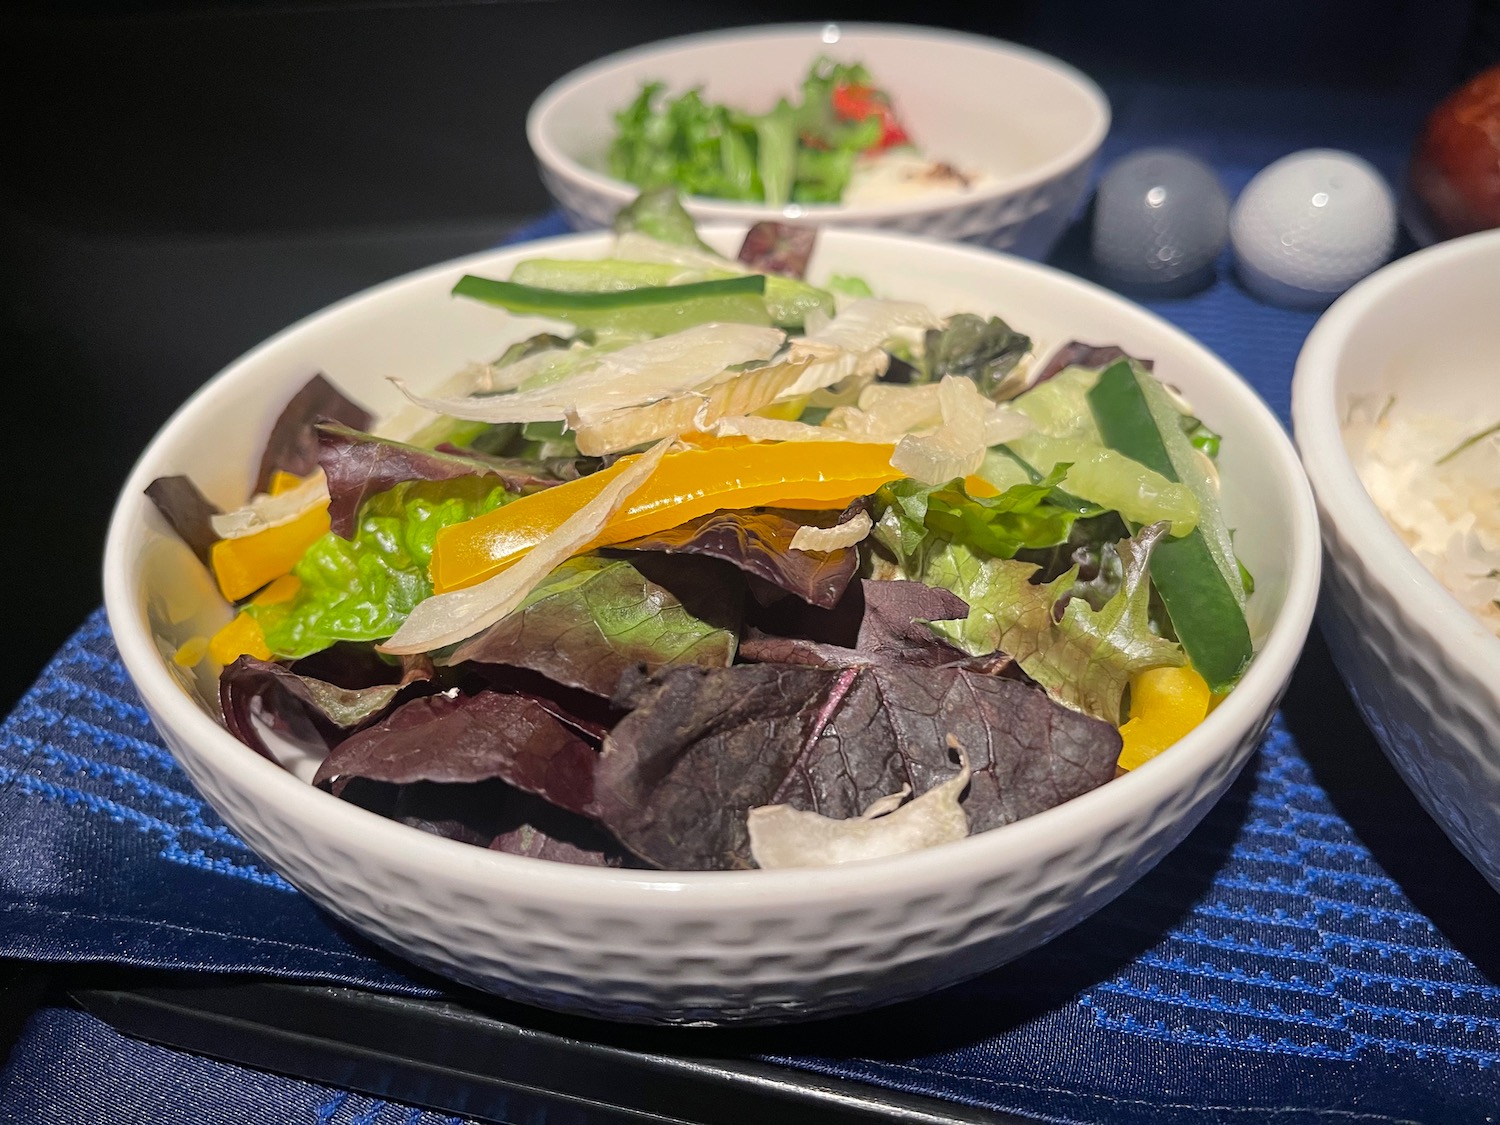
[104,223,1320,910]
[525,21,1112,223]
[1291,227,1500,683]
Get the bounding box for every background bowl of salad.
[1292,229,1500,895]
[527,23,1110,260]
[104,219,1318,1025]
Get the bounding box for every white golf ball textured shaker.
[1230,149,1397,308]
[1091,148,1230,292]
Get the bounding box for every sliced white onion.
[890,377,991,484]
[392,323,785,425]
[709,415,856,442]
[211,472,330,540]
[748,745,971,869]
[789,510,873,553]
[376,343,596,441]
[570,357,810,456]
[379,439,672,655]
[780,299,942,399]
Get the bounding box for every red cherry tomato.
[831,83,911,151]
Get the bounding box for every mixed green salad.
[150,191,1254,872]
[609,57,930,206]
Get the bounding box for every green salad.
[148,191,1254,872]
[608,58,917,206]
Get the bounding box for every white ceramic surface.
[527,23,1110,260]
[1292,229,1500,892]
[104,227,1319,1025]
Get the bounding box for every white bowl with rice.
[1292,228,1500,891]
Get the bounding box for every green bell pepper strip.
[1087,359,1253,693]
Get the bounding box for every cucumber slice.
[1087,360,1253,692]
[452,274,771,337]
[509,258,834,330]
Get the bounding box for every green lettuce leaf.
[611,186,717,252]
[901,523,1184,725]
[919,313,1033,399]
[872,473,1079,574]
[447,554,741,696]
[248,476,515,659]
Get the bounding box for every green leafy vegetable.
[607,58,895,206]
[444,554,741,697]
[919,313,1032,399]
[248,476,516,659]
[904,524,1184,725]
[611,186,717,251]
[872,472,1079,572]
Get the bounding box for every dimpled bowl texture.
[1292,229,1500,893]
[104,227,1319,1025]
[527,23,1109,261]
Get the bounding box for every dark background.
[0,0,1492,710]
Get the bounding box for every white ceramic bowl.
[104,227,1319,1025]
[527,23,1109,260]
[1292,229,1500,891]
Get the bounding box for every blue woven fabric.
[0,1004,467,1125]
[5,78,1500,1124]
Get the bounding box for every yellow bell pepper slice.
[1117,663,1212,771]
[205,575,302,666]
[210,503,329,602]
[208,612,271,666]
[431,440,901,593]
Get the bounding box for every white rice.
[1355,404,1500,637]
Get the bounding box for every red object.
[1409,65,1500,240]
[831,83,911,151]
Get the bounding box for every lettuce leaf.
[737,221,817,279]
[248,475,516,659]
[914,523,1184,725]
[612,507,860,609]
[872,473,1079,574]
[144,475,222,567]
[219,653,432,762]
[339,779,632,866]
[255,374,372,493]
[445,554,741,696]
[919,313,1032,400]
[317,423,551,539]
[594,659,1119,870]
[312,689,598,815]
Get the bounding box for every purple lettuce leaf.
[594,661,1120,870]
[317,423,547,539]
[220,654,429,762]
[287,642,430,691]
[737,221,818,279]
[255,374,372,493]
[312,689,598,817]
[486,788,637,866]
[144,475,222,567]
[433,443,597,484]
[338,778,631,866]
[1038,342,1155,383]
[448,554,742,697]
[739,578,978,669]
[612,507,860,609]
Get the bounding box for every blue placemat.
[7,80,1500,1125]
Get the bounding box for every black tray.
[71,972,1036,1125]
